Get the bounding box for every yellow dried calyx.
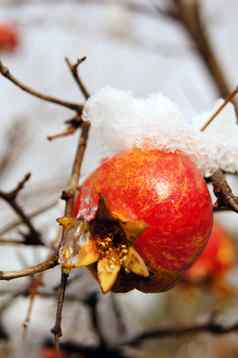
[57,197,149,293]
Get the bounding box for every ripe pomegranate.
[0,23,19,52]
[59,146,213,293]
[185,221,235,284]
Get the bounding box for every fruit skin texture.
[185,221,235,283]
[0,23,19,52]
[75,147,213,292]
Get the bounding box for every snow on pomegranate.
[55,87,238,293]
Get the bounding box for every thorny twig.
[0,173,43,246]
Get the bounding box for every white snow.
[83,87,238,177]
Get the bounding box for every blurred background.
[0,0,238,357]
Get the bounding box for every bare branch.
[110,294,127,336]
[121,319,238,347]
[61,120,91,215]
[47,126,77,141]
[0,61,83,113]
[51,56,91,343]
[9,172,31,200]
[85,292,106,347]
[211,170,238,212]
[51,270,69,348]
[0,238,25,245]
[0,199,57,236]
[51,119,91,344]
[152,1,179,20]
[0,173,43,246]
[22,274,43,337]
[65,57,90,100]
[0,255,58,281]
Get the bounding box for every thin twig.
[0,238,25,245]
[201,86,238,131]
[22,274,43,338]
[52,54,91,342]
[52,119,91,344]
[0,255,58,281]
[22,296,34,338]
[0,287,93,306]
[0,199,58,236]
[51,270,69,350]
[121,319,238,347]
[0,61,83,112]
[54,271,83,291]
[65,57,90,100]
[110,294,127,336]
[83,292,107,347]
[0,173,43,246]
[0,121,29,182]
[47,126,77,141]
[10,172,32,199]
[62,120,91,214]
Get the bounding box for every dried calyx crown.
[57,195,149,293]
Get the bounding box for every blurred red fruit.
[40,347,65,358]
[60,147,213,293]
[0,23,19,52]
[185,221,235,284]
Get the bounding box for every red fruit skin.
[185,221,235,283]
[0,23,19,52]
[40,348,64,358]
[76,147,213,291]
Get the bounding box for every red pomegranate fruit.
[59,146,213,293]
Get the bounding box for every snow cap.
[83,87,238,177]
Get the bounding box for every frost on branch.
[83,87,238,177]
